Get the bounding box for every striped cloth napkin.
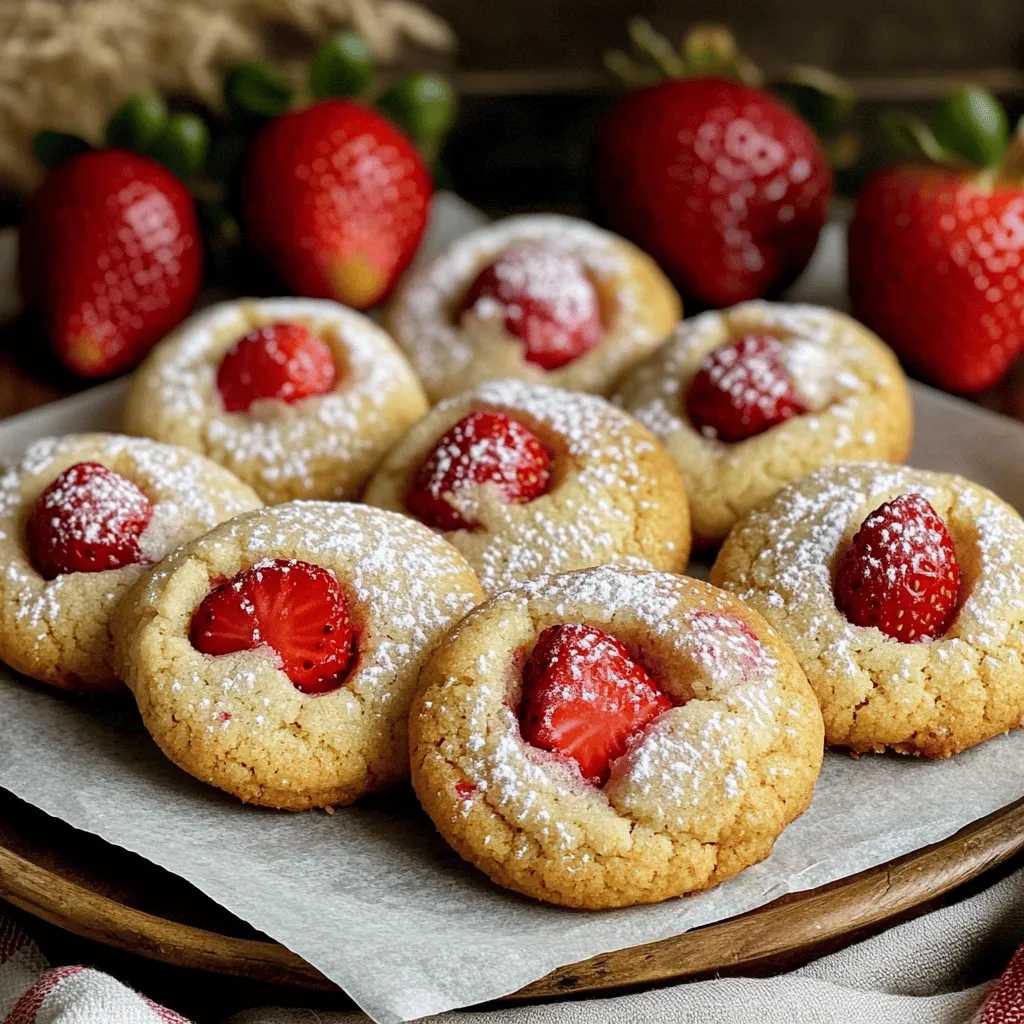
[3,865,1024,1024]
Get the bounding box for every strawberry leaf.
[225,61,293,119]
[880,112,958,164]
[32,131,91,169]
[932,87,1009,169]
[774,66,855,137]
[309,32,374,99]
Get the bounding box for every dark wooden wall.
[429,0,1024,75]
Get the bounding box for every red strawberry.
[974,943,1024,1022]
[27,462,153,579]
[242,100,432,310]
[405,410,552,532]
[686,333,806,441]
[189,558,356,695]
[594,77,832,307]
[849,164,1024,393]
[460,244,602,369]
[217,321,336,413]
[834,493,961,642]
[519,624,672,785]
[19,149,202,377]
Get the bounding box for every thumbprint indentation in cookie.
[216,320,337,413]
[189,557,357,694]
[460,243,603,370]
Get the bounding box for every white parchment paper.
[1,203,1024,1023]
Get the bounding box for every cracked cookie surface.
[113,501,484,809]
[711,462,1024,756]
[123,297,428,505]
[362,380,691,595]
[385,215,681,403]
[410,565,824,909]
[614,302,913,544]
[0,433,261,693]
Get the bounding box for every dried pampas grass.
[0,0,455,191]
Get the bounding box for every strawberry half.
[242,100,432,310]
[405,410,552,531]
[974,943,1024,1023]
[834,493,961,642]
[460,244,603,370]
[19,149,202,377]
[686,333,806,441]
[519,623,672,785]
[27,462,153,579]
[189,558,357,694]
[217,321,337,413]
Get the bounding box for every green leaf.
[32,131,91,168]
[775,67,855,136]
[309,32,374,98]
[628,17,686,78]
[879,112,956,164]
[105,94,169,152]
[932,87,1009,168]
[224,61,293,119]
[377,73,457,146]
[149,113,210,179]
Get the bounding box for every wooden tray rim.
[2,797,1023,1003]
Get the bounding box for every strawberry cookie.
[362,380,691,595]
[112,502,483,809]
[385,215,681,402]
[712,462,1024,757]
[410,565,824,908]
[0,433,261,693]
[123,297,428,505]
[614,302,913,545]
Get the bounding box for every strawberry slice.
[189,558,357,694]
[460,244,603,370]
[975,943,1024,1022]
[216,321,336,414]
[685,333,806,442]
[27,462,153,579]
[834,493,961,642]
[405,410,552,532]
[519,623,672,785]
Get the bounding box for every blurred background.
[3,0,1024,218]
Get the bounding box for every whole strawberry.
[849,164,1024,393]
[849,87,1024,393]
[19,149,203,377]
[242,100,432,310]
[594,77,832,307]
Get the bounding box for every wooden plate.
[2,784,1023,1006]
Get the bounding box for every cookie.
[614,301,913,545]
[385,215,681,403]
[362,379,691,595]
[123,297,428,505]
[112,501,483,809]
[0,433,261,693]
[711,462,1024,757]
[410,565,824,909]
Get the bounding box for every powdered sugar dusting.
[718,462,1024,684]
[142,501,481,741]
[619,301,894,448]
[402,380,683,593]
[439,567,791,850]
[125,298,424,501]
[388,215,654,396]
